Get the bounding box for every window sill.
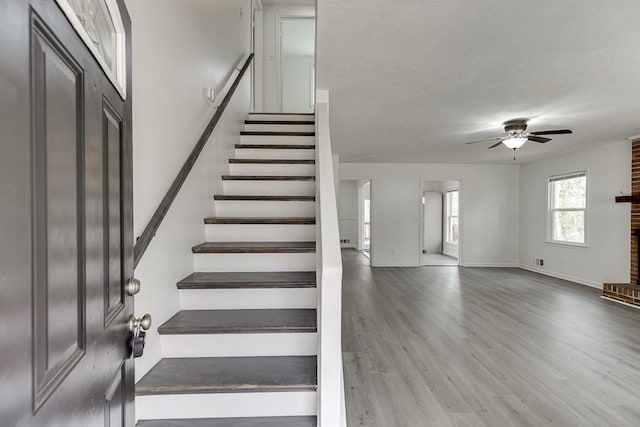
[544,240,589,249]
[445,242,459,246]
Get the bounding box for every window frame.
[546,171,588,247]
[445,190,459,245]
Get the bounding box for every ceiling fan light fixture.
[503,136,527,149]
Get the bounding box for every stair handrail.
[315,91,347,427]
[133,53,254,268]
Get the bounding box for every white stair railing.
[315,90,347,427]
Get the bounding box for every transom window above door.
[55,0,127,98]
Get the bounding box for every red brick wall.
[632,140,640,284]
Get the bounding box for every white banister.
[315,90,346,427]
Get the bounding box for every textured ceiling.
[316,0,640,164]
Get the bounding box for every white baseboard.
[518,264,601,289]
[371,262,420,267]
[462,263,520,268]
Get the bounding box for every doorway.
[279,17,315,113]
[359,180,371,259]
[421,181,460,266]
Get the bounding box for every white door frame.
[276,14,314,112]
[419,180,462,266]
[251,0,263,112]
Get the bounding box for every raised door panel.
[31,17,86,409]
[103,100,124,326]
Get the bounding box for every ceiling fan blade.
[488,141,503,149]
[529,129,572,136]
[465,137,502,145]
[528,135,552,143]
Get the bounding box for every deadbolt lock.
[126,278,141,296]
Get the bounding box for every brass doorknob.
[128,314,152,333]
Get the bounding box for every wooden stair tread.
[135,356,317,395]
[235,144,315,149]
[222,175,315,181]
[158,309,317,335]
[245,120,315,125]
[229,159,315,164]
[240,131,315,136]
[137,416,317,427]
[214,195,315,201]
[204,217,316,225]
[192,242,315,254]
[177,272,316,289]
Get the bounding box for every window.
[548,172,587,245]
[55,0,127,98]
[363,198,370,249]
[445,190,459,244]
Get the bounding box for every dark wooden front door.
[0,0,134,426]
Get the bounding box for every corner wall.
[340,163,519,267]
[519,141,631,288]
[126,0,251,380]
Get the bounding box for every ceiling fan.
[466,118,573,150]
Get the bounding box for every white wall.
[127,0,251,380]
[340,163,519,267]
[519,141,631,288]
[262,3,315,112]
[338,180,358,248]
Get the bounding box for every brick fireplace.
[603,139,640,307]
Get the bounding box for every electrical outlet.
[539,259,544,267]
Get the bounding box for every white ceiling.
[316,0,640,164]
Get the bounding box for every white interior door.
[280,17,315,113]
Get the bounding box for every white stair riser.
[214,201,316,217]
[179,288,317,310]
[205,224,316,242]
[244,123,315,132]
[193,253,316,272]
[248,114,314,121]
[136,391,317,420]
[223,181,315,196]
[240,135,315,145]
[160,333,317,358]
[229,163,315,176]
[235,148,315,160]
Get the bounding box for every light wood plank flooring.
[341,249,640,426]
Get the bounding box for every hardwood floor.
[341,249,640,426]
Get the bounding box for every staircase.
[136,113,319,426]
